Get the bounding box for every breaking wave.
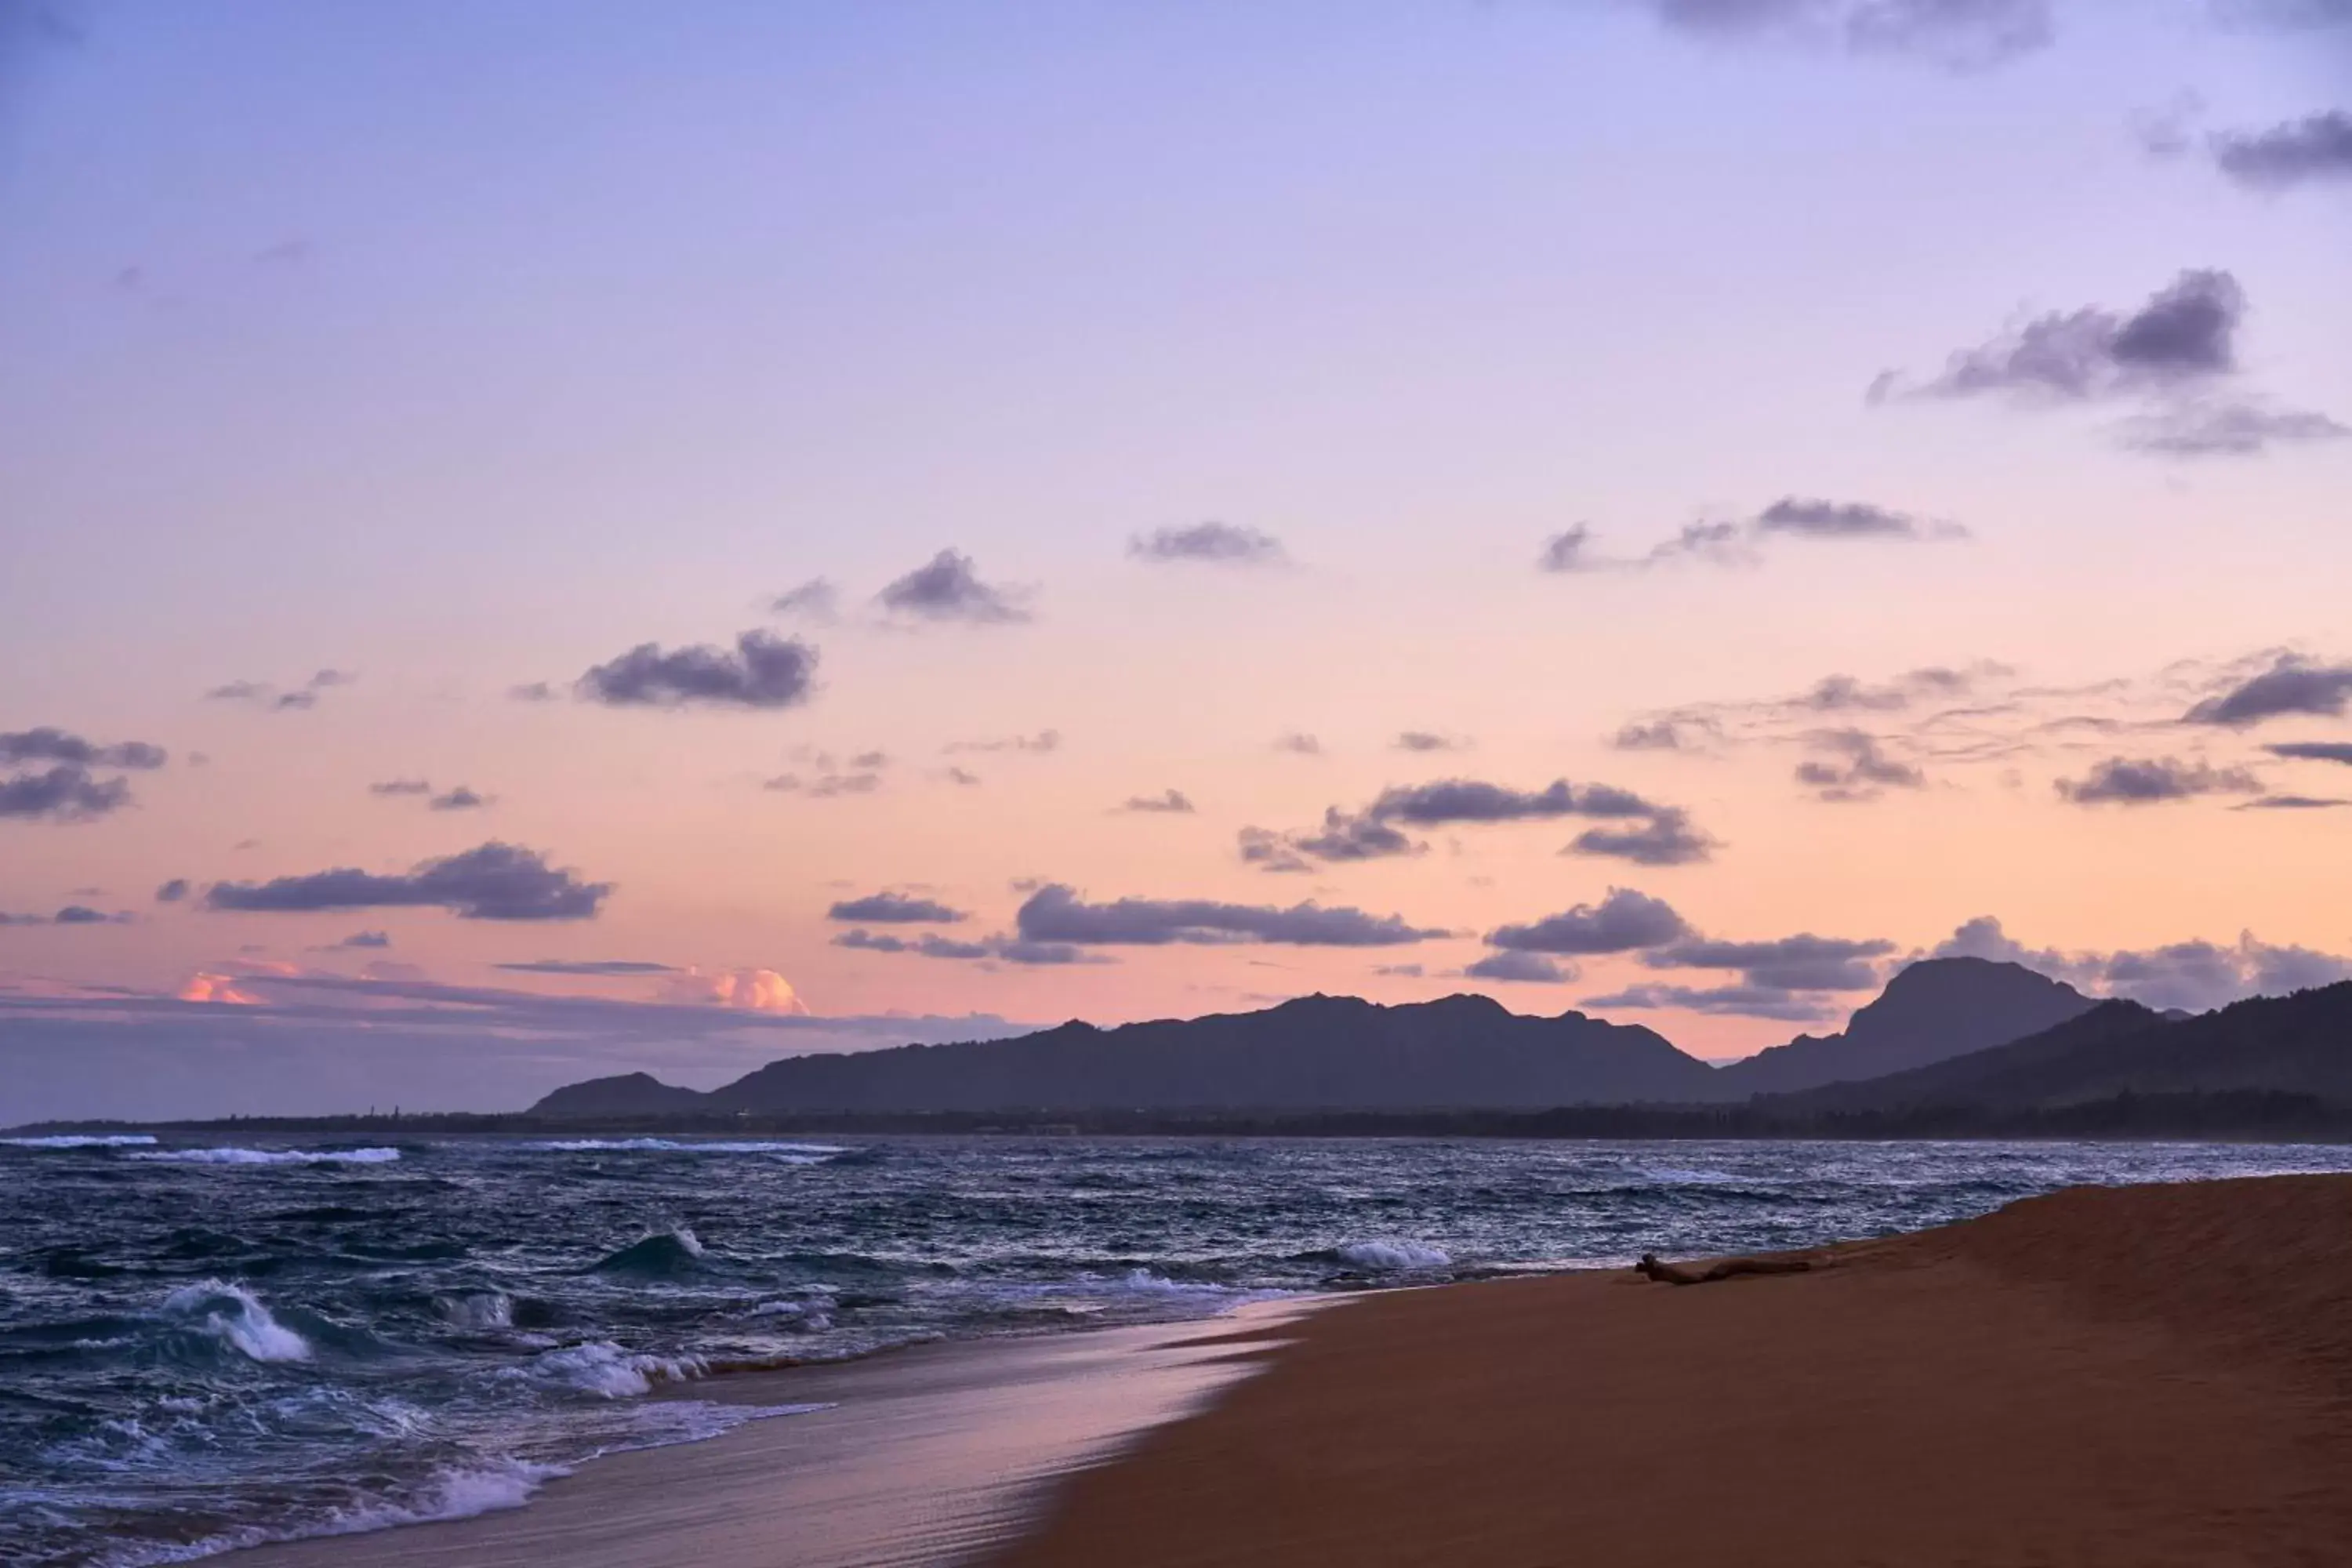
[129,1146,402,1167]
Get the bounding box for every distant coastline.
[16,1087,2352,1142]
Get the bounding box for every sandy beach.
[228,1174,2352,1568]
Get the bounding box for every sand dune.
[997,1175,2352,1567]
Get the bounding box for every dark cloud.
[205,842,611,921]
[1236,827,1316,874]
[1644,933,1895,992]
[1118,789,1196,814]
[1014,884,1445,948]
[0,764,131,822]
[1272,731,1323,757]
[1393,731,1469,753]
[154,879,189,904]
[429,786,490,811]
[1566,808,1716,866]
[1752,497,1951,540]
[2211,109,2352,189]
[763,771,881,797]
[2238,794,2350,810]
[1128,522,1287,566]
[832,928,996,960]
[1876,269,2244,404]
[2115,399,2348,457]
[336,931,392,949]
[206,670,348,711]
[369,779,433,797]
[1648,0,2054,71]
[1486,888,1690,955]
[1611,718,1715,751]
[1367,778,1656,825]
[826,892,968,924]
[576,630,818,710]
[1581,982,1837,1022]
[2268,741,2352,765]
[1464,950,1573,984]
[2056,756,2262,804]
[944,729,1060,755]
[0,728,165,769]
[2186,657,2352,726]
[768,578,838,620]
[53,905,129,925]
[877,549,1029,624]
[1536,526,1598,574]
[493,958,678,975]
[1795,728,1927,800]
[1287,809,1423,862]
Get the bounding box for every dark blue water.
[5,1132,2350,1566]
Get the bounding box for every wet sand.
[241,1174,2352,1568]
[1002,1174,2352,1568]
[228,1300,1322,1568]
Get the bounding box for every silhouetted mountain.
[1712,957,2096,1096]
[528,993,1720,1116]
[532,1071,709,1118]
[1773,982,2352,1113]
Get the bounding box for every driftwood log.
[1634,1251,1815,1286]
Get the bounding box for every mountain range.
[531,956,2352,1121]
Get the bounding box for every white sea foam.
[527,1138,845,1160]
[162,1280,313,1363]
[514,1341,708,1399]
[2,1133,158,1149]
[1336,1240,1452,1272]
[129,1146,401,1167]
[435,1291,514,1330]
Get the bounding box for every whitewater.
[6,1132,2352,1566]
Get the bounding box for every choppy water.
[5,1132,2350,1566]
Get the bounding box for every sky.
[3,0,2350,1121]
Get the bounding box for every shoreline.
[221,1298,1329,1568]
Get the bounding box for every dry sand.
[234,1174,2352,1568]
[998,1174,2352,1568]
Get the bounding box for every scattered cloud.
[336,931,391,949]
[1643,932,1896,992]
[945,729,1061,755]
[654,967,809,1014]
[1754,497,1956,540]
[493,958,678,975]
[1372,962,1425,978]
[1128,522,1287,566]
[1118,788,1196,814]
[1646,0,2056,71]
[826,891,968,924]
[369,779,433,797]
[877,549,1030,624]
[154,879,189,904]
[2210,109,2352,189]
[2114,399,2348,457]
[769,578,839,620]
[2268,741,2352,766]
[205,842,611,921]
[1272,731,1323,757]
[1536,526,1597,574]
[1486,888,1690,955]
[0,728,165,770]
[508,681,558,703]
[941,765,982,787]
[0,906,132,927]
[1393,731,1471,753]
[1369,778,1657,825]
[576,630,818,710]
[429,786,490,811]
[2056,756,2262,804]
[1581,982,1839,1023]
[1465,950,1574,984]
[206,670,350,712]
[0,765,131,822]
[1566,808,1717,866]
[763,771,882,797]
[1933,916,2352,1014]
[1611,717,1722,751]
[2185,656,2352,727]
[1014,884,1446,948]
[1872,268,2244,405]
[833,929,996,960]
[1795,728,1927,800]
[2238,794,2350,810]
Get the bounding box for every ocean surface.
[5,1132,2350,1566]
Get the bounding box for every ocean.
[5,1131,2349,1566]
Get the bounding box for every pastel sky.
[4,0,2350,1120]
